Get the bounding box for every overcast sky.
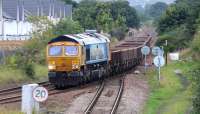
[129,0,175,6]
[75,0,176,6]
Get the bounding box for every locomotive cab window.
[49,46,62,56]
[65,46,78,56]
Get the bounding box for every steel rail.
[110,78,124,114]
[0,81,49,96]
[84,81,105,114]
[0,81,51,104]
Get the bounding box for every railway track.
[0,80,100,105]
[84,77,124,114]
[0,81,49,96]
[0,81,52,104]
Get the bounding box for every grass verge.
[143,61,195,114]
[0,64,48,86]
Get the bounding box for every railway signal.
[152,46,161,56]
[152,46,164,56]
[153,56,165,81]
[141,46,150,74]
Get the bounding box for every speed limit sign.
[33,86,48,102]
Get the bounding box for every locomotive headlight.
[48,64,56,70]
[72,64,79,69]
[72,60,79,69]
[48,61,56,70]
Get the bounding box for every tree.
[62,0,78,8]
[110,1,140,28]
[53,18,84,35]
[125,6,140,28]
[110,15,128,40]
[73,0,140,32]
[96,2,113,32]
[148,2,168,19]
[73,0,97,29]
[157,4,189,33]
[192,24,200,58]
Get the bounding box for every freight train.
[47,31,151,88]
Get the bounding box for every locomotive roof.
[48,33,110,45]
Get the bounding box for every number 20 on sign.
[33,86,48,102]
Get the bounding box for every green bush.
[156,25,192,52]
[191,66,200,114]
[23,63,35,79]
[192,29,200,55]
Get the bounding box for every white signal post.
[141,46,150,74]
[153,56,165,81]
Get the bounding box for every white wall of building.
[4,21,32,35]
[0,20,32,40]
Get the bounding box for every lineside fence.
[0,35,31,41]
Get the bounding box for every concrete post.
[21,84,39,114]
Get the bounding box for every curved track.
[0,81,101,105]
[84,77,124,114]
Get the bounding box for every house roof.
[2,0,72,21]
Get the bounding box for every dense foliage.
[148,2,168,19]
[74,0,140,29]
[156,0,200,51]
[73,0,139,40]
[192,27,200,57]
[62,0,78,7]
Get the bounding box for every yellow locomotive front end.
[47,42,81,72]
[47,39,84,87]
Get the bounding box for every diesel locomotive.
[47,31,151,88]
[47,32,111,87]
